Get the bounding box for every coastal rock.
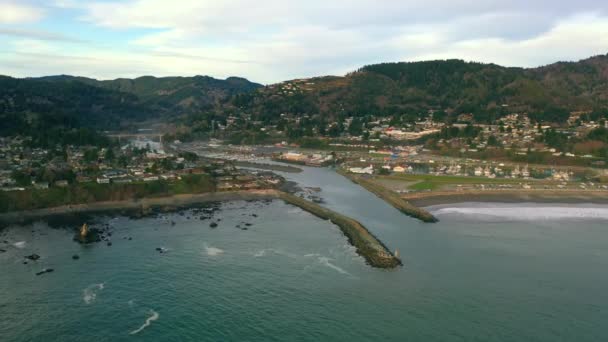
[26,254,41,261]
[35,268,54,276]
[107,242,112,247]
[0,249,6,253]
[74,224,103,244]
[72,255,80,260]
[210,222,218,228]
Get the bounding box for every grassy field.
[378,173,564,191]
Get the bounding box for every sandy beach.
[403,190,608,207]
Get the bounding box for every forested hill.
[0,74,262,145]
[236,54,608,123]
[41,75,262,113]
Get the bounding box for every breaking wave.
[129,310,159,335]
[13,241,26,249]
[204,244,224,256]
[83,283,104,304]
[317,256,349,275]
[253,248,298,259]
[432,204,608,222]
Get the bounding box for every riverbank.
[404,189,608,207]
[337,170,438,223]
[0,189,401,269]
[232,160,303,173]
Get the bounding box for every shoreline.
[0,189,401,269]
[403,190,608,207]
[0,190,279,225]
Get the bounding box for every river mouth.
[3,166,608,341]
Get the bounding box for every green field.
[378,173,559,191]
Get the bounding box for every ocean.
[1,166,608,341]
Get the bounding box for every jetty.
[276,192,401,268]
[338,170,438,223]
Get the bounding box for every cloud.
[1,1,608,83]
[0,28,84,43]
[0,1,44,24]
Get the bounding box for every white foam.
[253,248,298,259]
[204,244,224,256]
[129,310,159,335]
[318,256,349,275]
[13,241,26,249]
[304,253,321,258]
[83,283,104,304]
[253,249,266,257]
[432,204,608,222]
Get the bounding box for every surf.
[129,310,159,335]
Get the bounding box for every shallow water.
[1,166,608,341]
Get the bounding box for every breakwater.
[338,170,438,223]
[276,192,402,268]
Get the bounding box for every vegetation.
[0,175,214,213]
[0,74,261,145]
[235,55,608,125]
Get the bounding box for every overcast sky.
[1,0,607,84]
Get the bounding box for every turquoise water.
[2,166,608,341]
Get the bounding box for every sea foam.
[129,310,159,335]
[204,244,224,256]
[83,283,105,304]
[13,241,26,249]
[318,256,349,275]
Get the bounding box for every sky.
[1,0,608,84]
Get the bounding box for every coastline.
[0,190,279,225]
[0,189,401,269]
[403,190,608,207]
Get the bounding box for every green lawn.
[407,181,439,191]
[377,173,564,192]
[382,174,540,185]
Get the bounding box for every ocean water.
[2,166,608,341]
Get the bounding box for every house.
[96,177,110,184]
[33,182,49,189]
[349,165,374,175]
[393,166,406,173]
[54,180,69,187]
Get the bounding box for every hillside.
[38,75,262,114]
[237,54,608,123]
[0,74,262,145]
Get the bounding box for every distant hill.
[37,74,263,115]
[237,54,608,123]
[0,74,262,144]
[2,53,608,145]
